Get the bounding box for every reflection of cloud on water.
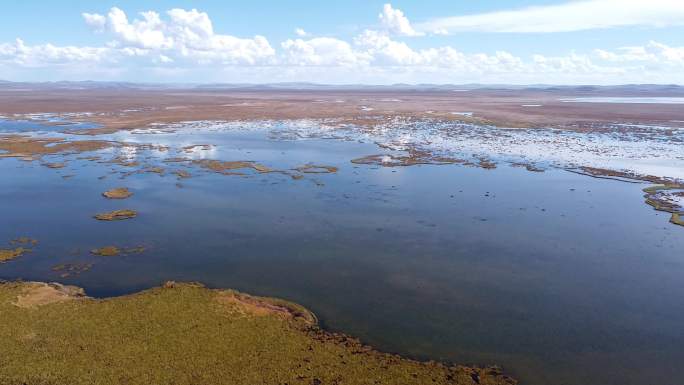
[117,145,139,161]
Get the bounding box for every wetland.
[1,88,683,385]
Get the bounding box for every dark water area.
[1,122,683,385]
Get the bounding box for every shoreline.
[0,279,516,385]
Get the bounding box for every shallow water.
[1,121,683,385]
[560,97,684,104]
[0,118,99,133]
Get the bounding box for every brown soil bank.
[0,281,515,385]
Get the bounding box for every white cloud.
[159,56,173,64]
[417,0,684,34]
[379,4,423,36]
[0,39,108,67]
[82,12,106,32]
[1,5,684,84]
[82,7,275,64]
[106,8,170,49]
[355,30,420,65]
[281,37,360,66]
[353,30,526,72]
[295,28,308,37]
[595,41,684,65]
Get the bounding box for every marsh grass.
[0,281,514,385]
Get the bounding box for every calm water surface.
[1,122,683,385]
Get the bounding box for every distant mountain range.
[1,80,683,95]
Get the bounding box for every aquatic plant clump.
[102,187,133,199]
[294,164,339,173]
[0,248,26,263]
[93,209,138,221]
[0,135,114,159]
[194,159,272,174]
[0,281,516,385]
[90,246,121,256]
[91,246,146,257]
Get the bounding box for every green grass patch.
[0,281,515,385]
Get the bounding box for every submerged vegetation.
[51,263,94,278]
[0,281,516,385]
[0,238,36,263]
[90,245,146,257]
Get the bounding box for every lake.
[1,120,683,385]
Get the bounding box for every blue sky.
[1,1,683,84]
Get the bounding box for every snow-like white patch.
[28,116,684,182]
[237,117,684,180]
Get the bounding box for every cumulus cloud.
[353,29,528,72]
[281,37,360,66]
[417,0,684,34]
[1,5,684,84]
[0,38,108,67]
[379,4,423,36]
[595,41,684,65]
[82,7,275,64]
[82,12,106,32]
